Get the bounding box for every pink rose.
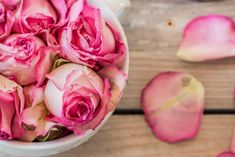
[59,0,126,69]
[21,85,55,142]
[0,2,15,41]
[0,74,25,140]
[44,63,126,134]
[0,34,55,86]
[13,0,76,33]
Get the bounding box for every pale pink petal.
[230,128,235,153]
[141,72,205,143]
[35,47,56,86]
[217,152,235,157]
[99,66,127,111]
[17,130,37,142]
[22,85,56,136]
[67,0,84,22]
[177,15,235,62]
[0,75,25,139]
[49,0,68,27]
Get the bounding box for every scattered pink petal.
[230,128,235,153]
[177,15,235,62]
[217,151,235,157]
[141,72,205,143]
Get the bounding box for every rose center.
[68,101,91,122]
[71,18,96,49]
[26,14,55,32]
[10,38,35,60]
[0,131,10,140]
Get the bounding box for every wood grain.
[118,0,235,109]
[14,115,235,157]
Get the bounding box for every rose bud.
[20,85,56,142]
[0,33,55,86]
[44,63,126,134]
[58,0,126,69]
[0,2,15,41]
[0,74,25,140]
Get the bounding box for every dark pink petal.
[217,152,235,157]
[2,0,20,10]
[99,66,127,111]
[0,8,15,41]
[141,72,205,143]
[177,15,235,62]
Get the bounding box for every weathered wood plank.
[46,115,235,157]
[2,115,235,157]
[118,0,235,109]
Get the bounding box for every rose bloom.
[44,63,126,134]
[58,0,126,69]
[0,74,25,140]
[0,2,15,41]
[20,85,56,142]
[0,34,55,86]
[13,0,76,33]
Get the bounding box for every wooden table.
[5,0,235,157]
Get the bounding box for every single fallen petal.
[230,128,235,153]
[177,15,235,62]
[217,151,235,157]
[141,72,205,143]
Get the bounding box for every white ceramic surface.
[103,0,131,19]
[0,0,129,156]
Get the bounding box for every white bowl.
[0,0,129,156]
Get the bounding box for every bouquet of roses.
[0,0,127,142]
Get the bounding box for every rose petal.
[217,152,235,157]
[22,85,56,136]
[0,10,15,41]
[17,130,37,142]
[49,0,68,27]
[0,74,25,139]
[99,65,127,111]
[2,0,20,6]
[46,63,103,92]
[73,79,111,134]
[177,15,235,62]
[141,72,205,143]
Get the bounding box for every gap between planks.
[114,109,235,115]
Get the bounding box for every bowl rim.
[0,0,129,150]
